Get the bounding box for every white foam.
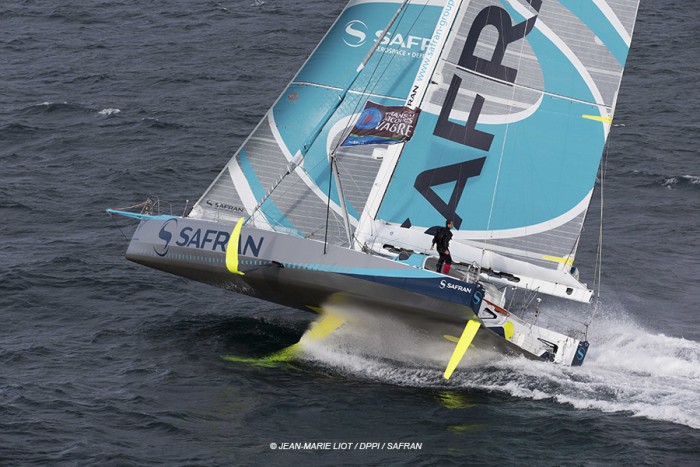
[97,108,120,117]
[294,303,700,430]
[663,175,700,187]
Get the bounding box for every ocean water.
[1,0,699,465]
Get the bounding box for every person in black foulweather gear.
[430,219,453,274]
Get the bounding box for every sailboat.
[109,0,640,378]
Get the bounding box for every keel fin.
[222,311,346,368]
[225,217,246,275]
[222,346,299,367]
[444,320,481,380]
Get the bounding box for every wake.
[294,304,700,430]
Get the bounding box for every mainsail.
[355,0,640,302]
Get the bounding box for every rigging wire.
[328,4,424,190]
[321,1,414,250]
[329,1,432,247]
[324,158,334,254]
[319,0,432,249]
[247,0,428,251]
[330,0,428,156]
[247,0,417,247]
[584,141,608,338]
[478,5,535,270]
[107,214,130,241]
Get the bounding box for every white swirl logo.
[343,20,367,47]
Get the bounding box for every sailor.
[430,219,453,274]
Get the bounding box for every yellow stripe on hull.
[225,217,246,275]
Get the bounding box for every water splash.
[291,304,700,430]
[662,175,700,189]
[97,108,120,117]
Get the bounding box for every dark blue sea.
[2,0,699,465]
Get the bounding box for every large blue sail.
[191,0,443,246]
[363,0,640,301]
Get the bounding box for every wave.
[662,175,700,189]
[621,170,700,191]
[67,73,111,84]
[97,108,121,117]
[18,102,122,119]
[137,118,187,130]
[0,123,41,136]
[286,305,700,430]
[22,101,88,114]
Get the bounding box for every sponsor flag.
[341,101,420,147]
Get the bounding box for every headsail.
[190,0,445,247]
[357,0,640,302]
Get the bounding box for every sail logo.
[205,199,245,213]
[343,20,430,53]
[417,0,543,228]
[378,32,431,52]
[434,0,542,148]
[343,20,368,47]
